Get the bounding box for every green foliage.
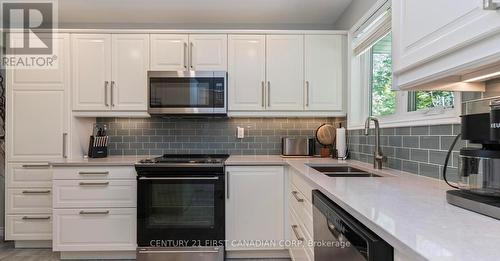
[371,53,395,116]
[415,91,454,110]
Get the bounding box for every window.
[370,33,395,116]
[408,91,454,111]
[348,0,461,129]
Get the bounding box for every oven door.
[137,173,225,247]
[148,71,226,114]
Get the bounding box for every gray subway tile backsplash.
[348,124,462,182]
[98,117,341,156]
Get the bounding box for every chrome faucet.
[364,117,387,169]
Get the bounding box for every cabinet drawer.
[6,188,52,214]
[290,168,315,202]
[53,208,136,251]
[6,163,52,187]
[289,183,313,237]
[52,166,136,180]
[53,180,136,208]
[289,209,313,261]
[5,214,52,241]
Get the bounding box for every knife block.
[88,135,108,158]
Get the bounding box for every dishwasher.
[312,190,393,261]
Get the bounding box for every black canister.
[490,100,500,142]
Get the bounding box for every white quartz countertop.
[50,155,149,166]
[229,155,500,261]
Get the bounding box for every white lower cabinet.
[5,163,53,241]
[52,208,136,252]
[288,167,314,261]
[6,215,53,241]
[225,166,285,251]
[52,166,137,253]
[53,179,136,208]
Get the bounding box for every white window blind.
[352,0,391,56]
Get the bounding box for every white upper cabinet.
[266,35,304,111]
[225,166,284,251]
[150,34,227,71]
[392,0,500,89]
[111,34,149,111]
[72,34,112,111]
[9,33,69,91]
[72,34,149,112]
[150,34,189,71]
[228,35,266,111]
[189,34,228,71]
[304,35,344,111]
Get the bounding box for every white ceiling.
[58,0,353,29]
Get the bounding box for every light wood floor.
[0,241,290,261]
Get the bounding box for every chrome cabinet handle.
[21,163,49,168]
[110,81,115,107]
[79,210,109,215]
[79,182,109,186]
[22,216,50,220]
[78,171,109,175]
[226,171,230,199]
[190,42,194,70]
[267,81,271,107]
[22,190,50,194]
[138,177,219,180]
[291,225,304,241]
[183,42,188,69]
[305,81,310,107]
[291,191,304,202]
[62,133,68,158]
[104,81,109,106]
[261,81,265,108]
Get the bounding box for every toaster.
[281,137,315,157]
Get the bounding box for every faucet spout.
[364,117,386,169]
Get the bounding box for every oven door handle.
[138,177,219,180]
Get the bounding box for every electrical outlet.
[237,127,245,139]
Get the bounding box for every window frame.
[347,0,461,130]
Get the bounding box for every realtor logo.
[1,0,55,55]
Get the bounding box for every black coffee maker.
[445,97,500,219]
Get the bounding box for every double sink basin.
[309,165,382,178]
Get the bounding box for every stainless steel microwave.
[148,71,227,115]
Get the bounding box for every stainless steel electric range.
[135,154,229,261]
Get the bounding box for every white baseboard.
[226,249,290,259]
[60,251,136,260]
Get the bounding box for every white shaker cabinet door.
[225,166,285,251]
[71,34,112,111]
[392,0,500,73]
[228,35,266,111]
[304,35,344,111]
[7,90,68,161]
[189,34,227,71]
[8,33,70,91]
[150,34,189,71]
[111,34,149,111]
[266,35,304,111]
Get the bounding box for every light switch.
[237,127,245,139]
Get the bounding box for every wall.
[98,117,343,156]
[333,0,379,30]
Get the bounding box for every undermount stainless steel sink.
[309,165,382,177]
